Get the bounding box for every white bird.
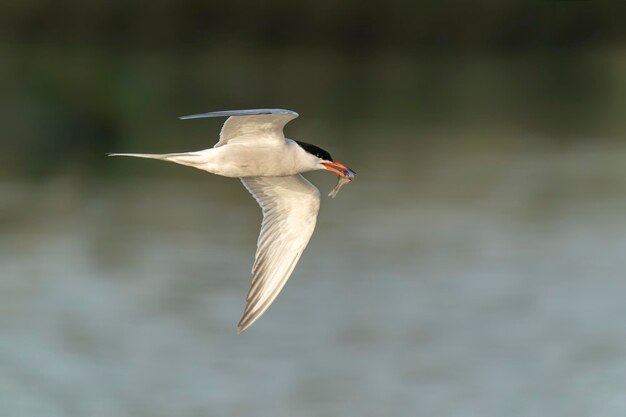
[110,109,355,332]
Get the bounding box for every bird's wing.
[238,174,320,332]
[179,109,299,148]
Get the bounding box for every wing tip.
[237,316,254,334]
[237,303,269,334]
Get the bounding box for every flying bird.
[110,109,355,332]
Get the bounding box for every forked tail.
[108,151,208,168]
[108,153,170,160]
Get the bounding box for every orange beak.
[322,161,355,177]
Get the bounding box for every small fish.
[328,169,355,198]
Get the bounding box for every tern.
[110,109,355,332]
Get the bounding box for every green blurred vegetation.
[2,1,626,178]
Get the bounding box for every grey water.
[3,143,626,417]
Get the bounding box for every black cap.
[295,141,334,162]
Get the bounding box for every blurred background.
[3,2,626,416]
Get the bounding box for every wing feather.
[179,108,298,148]
[238,175,320,332]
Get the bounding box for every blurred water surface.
[2,142,626,417]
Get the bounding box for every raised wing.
[238,174,320,332]
[179,109,299,148]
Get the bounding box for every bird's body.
[116,139,315,178]
[110,109,354,332]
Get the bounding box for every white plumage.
[110,109,354,332]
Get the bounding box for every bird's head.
[295,140,355,178]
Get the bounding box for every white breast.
[197,140,312,178]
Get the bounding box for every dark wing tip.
[179,108,298,120]
[237,315,253,334]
